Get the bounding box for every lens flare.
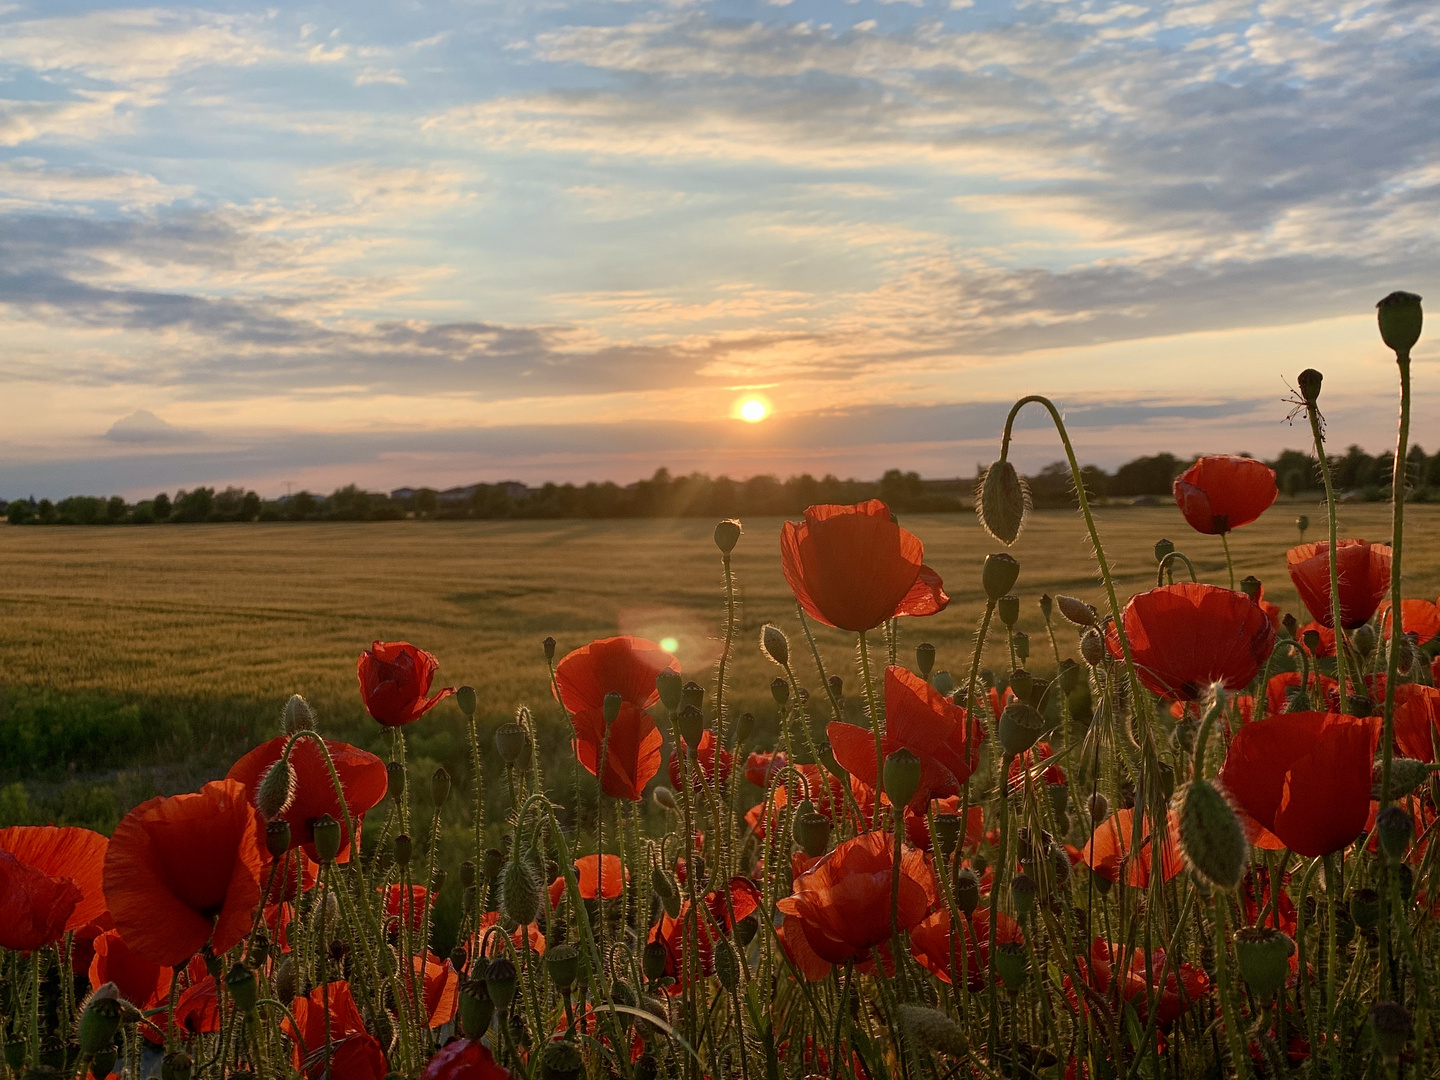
[659,637,679,653]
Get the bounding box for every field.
[1,500,1433,826]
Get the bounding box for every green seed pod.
[977,460,1030,546]
[770,677,790,707]
[1153,538,1175,564]
[311,814,342,864]
[997,594,1020,628]
[818,742,847,782]
[89,1050,118,1079]
[542,1040,586,1080]
[265,819,292,859]
[1353,623,1377,658]
[431,767,451,809]
[1011,874,1037,921]
[1350,887,1380,929]
[486,956,518,1013]
[160,1051,193,1080]
[915,642,936,677]
[953,867,980,918]
[1297,368,1323,405]
[77,987,122,1056]
[1239,576,1262,602]
[1377,291,1423,356]
[1233,927,1294,1001]
[460,860,477,890]
[760,624,789,667]
[714,518,742,554]
[982,553,1021,601]
[281,694,316,734]
[1080,629,1105,667]
[455,685,477,717]
[1282,612,1299,638]
[714,939,740,990]
[1007,669,1033,703]
[795,810,832,857]
[932,671,956,697]
[1038,593,1053,620]
[994,942,1029,991]
[1175,780,1246,891]
[482,847,504,882]
[681,681,705,712]
[677,705,704,750]
[1376,804,1413,863]
[547,944,580,990]
[1013,632,1029,662]
[256,757,296,820]
[655,670,683,713]
[643,940,669,982]
[386,760,405,799]
[499,857,542,926]
[495,722,530,765]
[735,712,756,746]
[933,813,962,859]
[736,915,759,947]
[661,890,681,918]
[543,636,557,661]
[224,963,258,1014]
[897,1004,966,1057]
[1369,1000,1413,1062]
[459,979,494,1038]
[998,702,1046,758]
[393,833,413,869]
[883,749,922,808]
[275,956,296,1003]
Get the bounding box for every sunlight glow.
[659,636,679,653]
[736,396,770,423]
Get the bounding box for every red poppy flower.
[571,701,662,801]
[668,730,733,791]
[1007,741,1066,796]
[1379,599,1440,645]
[0,852,82,951]
[90,929,172,1010]
[554,635,679,714]
[70,915,113,974]
[649,877,762,989]
[286,981,387,1079]
[1286,541,1392,630]
[0,826,109,932]
[776,832,935,965]
[827,666,984,810]
[165,978,220,1040]
[547,854,625,911]
[1106,584,1275,701]
[745,765,850,839]
[1264,671,1337,717]
[778,914,834,981]
[910,907,1023,991]
[227,736,387,862]
[379,884,432,934]
[469,911,545,960]
[421,1039,512,1080]
[744,751,785,788]
[780,501,928,632]
[357,641,455,727]
[407,954,459,1028]
[1173,455,1277,535]
[1081,808,1184,888]
[904,799,984,853]
[895,565,950,619]
[1392,683,1440,762]
[104,779,265,966]
[1066,939,1210,1028]
[1241,868,1297,936]
[1219,711,1380,857]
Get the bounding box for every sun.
[736,395,771,423]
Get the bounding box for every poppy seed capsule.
[311,814,342,863]
[541,1040,585,1080]
[547,943,580,989]
[982,553,1021,601]
[494,722,530,765]
[916,642,936,677]
[386,760,405,799]
[1234,927,1294,1001]
[1011,874,1037,920]
[682,681,705,711]
[884,749,922,808]
[161,1052,194,1080]
[431,767,451,809]
[1056,595,1097,627]
[455,685,477,718]
[735,712,756,745]
[1282,613,1298,639]
[460,860,477,889]
[1080,629,1105,667]
[714,518,742,554]
[1240,576,1262,602]
[543,636,556,661]
[736,914,759,947]
[1377,291,1423,355]
[995,941,1029,991]
[602,692,622,725]
[394,834,412,869]
[997,594,1020,628]
[1153,538,1175,564]
[485,956,518,1013]
[933,812,962,858]
[770,677,790,707]
[796,810,832,857]
[225,963,258,1014]
[654,670,683,713]
[77,990,122,1056]
[1377,757,1430,800]
[953,867,980,918]
[265,819,291,859]
[1013,632,1029,662]
[761,624,789,667]
[1369,1001,1413,1062]
[459,983,494,1039]
[1297,368,1323,405]
[1376,804,1413,863]
[1175,780,1246,890]
[898,1005,966,1058]
[1351,887,1381,928]
[977,459,1030,546]
[998,701,1047,758]
[255,757,295,821]
[1352,623,1376,657]
[281,694,316,734]
[677,705,705,751]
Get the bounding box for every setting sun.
[736,396,770,423]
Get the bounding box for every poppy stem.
[830,959,854,1080]
[987,757,1011,1057]
[716,551,736,742]
[1381,347,1411,808]
[1220,532,1236,591]
[1302,395,1349,718]
[1210,895,1255,1080]
[796,604,845,726]
[1154,551,1198,586]
[857,631,885,829]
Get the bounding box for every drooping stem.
[1304,400,1349,717]
[1381,348,1411,806]
[1156,551,1199,586]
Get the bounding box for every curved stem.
[1156,551,1199,587]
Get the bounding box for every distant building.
[390,487,419,502]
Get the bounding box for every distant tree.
[415,488,439,518]
[36,499,56,524]
[172,488,215,523]
[153,493,172,520]
[130,501,156,525]
[7,499,34,525]
[1110,453,1182,497]
[286,491,318,520]
[240,491,261,521]
[57,497,104,525]
[106,496,127,523]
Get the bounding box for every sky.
[0,0,1437,500]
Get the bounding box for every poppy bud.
[995,942,1029,991]
[735,914,759,947]
[1153,538,1175,564]
[311,814,342,863]
[931,671,955,697]
[1297,368,1323,405]
[770,677,790,707]
[651,786,677,813]
[883,749,922,808]
[394,833,413,869]
[1234,927,1294,1001]
[1012,632,1030,662]
[997,594,1020,628]
[1353,623,1376,658]
[255,757,296,821]
[1239,576,1262,602]
[265,819,291,858]
[495,722,531,766]
[1351,886,1381,928]
[1282,613,1298,638]
[1054,595,1095,627]
[90,1050,118,1079]
[1080,629,1105,667]
[1011,874,1037,921]
[543,636,557,661]
[1038,593,1054,620]
[452,685,476,718]
[897,1005,966,1057]
[460,979,494,1038]
[432,767,451,809]
[1175,780,1246,890]
[281,694,316,734]
[661,889,681,918]
[982,553,1021,601]
[486,956,518,1012]
[714,939,740,990]
[225,963,258,1014]
[386,760,405,799]
[1376,804,1413,863]
[998,701,1046,758]
[795,810,832,857]
[275,956,296,1003]
[735,712,756,745]
[483,847,504,881]
[1369,1001,1413,1063]
[714,518,743,554]
[542,1040,585,1080]
[547,943,580,989]
[162,1051,193,1080]
[77,987,122,1057]
[1296,515,1309,536]
[641,939,668,980]
[1375,757,1430,800]
[499,857,542,926]
[653,670,683,713]
[933,813,962,858]
[752,623,789,669]
[953,867,980,918]
[1377,291,1423,356]
[977,459,1030,545]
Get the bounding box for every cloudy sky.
[0,0,1435,499]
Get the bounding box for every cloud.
[104,410,204,445]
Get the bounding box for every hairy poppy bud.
[77,987,122,1056]
[1153,538,1175,564]
[953,867,980,918]
[995,942,1028,991]
[1234,927,1294,1001]
[265,819,291,859]
[977,459,1030,545]
[759,624,789,667]
[1175,781,1245,890]
[982,553,1021,601]
[495,722,530,766]
[1012,632,1030,662]
[1377,291,1423,356]
[654,670,683,713]
[1011,874,1037,921]
[543,636,557,661]
[486,956,518,1013]
[652,786,678,812]
[932,671,956,697]
[311,814,341,863]
[897,1005,966,1057]
[714,938,740,990]
[1369,1001,1412,1062]
[281,694,316,734]
[1353,623,1376,658]
[933,813,962,858]
[770,677,790,707]
[459,980,494,1038]
[795,809,832,857]
[1376,804,1413,863]
[394,834,413,869]
[1056,596,1096,627]
[714,518,742,554]
[1088,792,1109,823]
[1038,593,1053,620]
[1239,576,1262,602]
[256,757,296,821]
[997,594,1020,628]
[1376,758,1431,801]
[677,705,704,750]
[455,685,477,718]
[881,749,920,809]
[225,963,258,1014]
[682,681,705,711]
[542,1040,585,1080]
[1351,887,1380,928]
[547,943,579,989]
[1079,629,1105,667]
[735,712,756,745]
[499,857,542,926]
[275,956,296,1003]
[998,701,1046,758]
[432,767,451,809]
[1297,368,1323,405]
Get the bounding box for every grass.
[1,500,1434,824]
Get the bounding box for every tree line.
[4,444,1434,525]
